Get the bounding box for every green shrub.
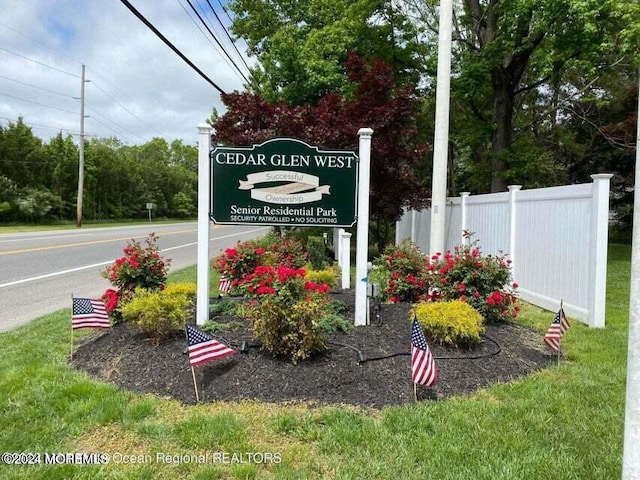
[306,236,328,269]
[163,282,196,300]
[317,313,353,335]
[202,319,244,333]
[251,294,328,363]
[120,289,191,342]
[327,299,348,315]
[411,300,484,347]
[244,264,332,363]
[304,266,339,288]
[210,298,238,315]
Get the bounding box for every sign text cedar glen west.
[210,138,359,227]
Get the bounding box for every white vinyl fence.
[396,174,613,328]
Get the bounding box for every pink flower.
[457,283,466,292]
[512,282,519,289]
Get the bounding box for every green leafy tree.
[0,118,46,189]
[405,0,640,191]
[229,0,425,105]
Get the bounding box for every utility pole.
[429,0,453,256]
[76,63,86,228]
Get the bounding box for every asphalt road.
[0,222,270,332]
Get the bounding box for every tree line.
[0,118,197,222]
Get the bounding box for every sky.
[0,0,252,147]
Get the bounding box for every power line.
[118,0,226,95]
[85,105,146,143]
[89,80,165,138]
[0,73,76,99]
[0,44,79,78]
[175,0,245,82]
[185,0,248,83]
[0,91,78,115]
[215,0,234,24]
[203,0,251,74]
[0,115,94,137]
[86,115,136,144]
[0,21,81,66]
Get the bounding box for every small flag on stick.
[186,325,236,367]
[544,308,570,352]
[72,298,110,330]
[218,275,232,294]
[411,318,437,387]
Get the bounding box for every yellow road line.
[0,228,198,256]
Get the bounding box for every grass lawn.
[0,245,631,479]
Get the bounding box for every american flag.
[186,325,236,367]
[411,319,437,387]
[72,298,110,330]
[544,308,570,352]
[218,275,232,294]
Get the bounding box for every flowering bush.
[373,240,431,303]
[273,237,308,268]
[214,241,269,287]
[242,263,333,363]
[430,242,519,323]
[101,234,170,320]
[213,237,308,293]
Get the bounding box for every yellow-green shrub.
[411,300,484,347]
[304,266,339,288]
[120,289,191,342]
[163,282,197,300]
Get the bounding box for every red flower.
[257,285,276,295]
[255,248,265,255]
[512,282,519,289]
[457,283,466,292]
[389,296,400,304]
[224,247,237,257]
[101,289,119,312]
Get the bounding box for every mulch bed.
[72,291,557,409]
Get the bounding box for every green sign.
[210,138,358,227]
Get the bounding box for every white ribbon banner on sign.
[238,170,331,204]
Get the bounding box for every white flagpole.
[622,66,640,479]
[429,0,453,257]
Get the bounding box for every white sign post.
[355,128,373,326]
[196,123,212,326]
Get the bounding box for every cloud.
[0,0,250,145]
